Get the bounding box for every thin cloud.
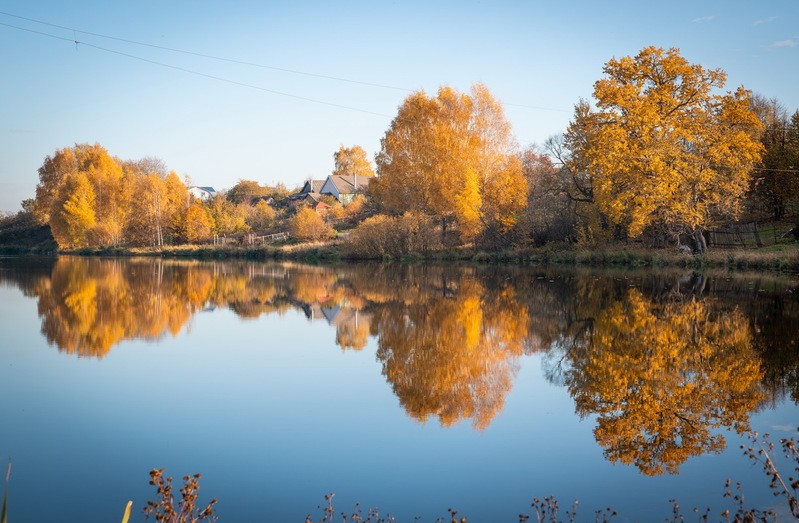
[771,424,798,432]
[754,16,777,25]
[692,15,715,23]
[772,39,797,48]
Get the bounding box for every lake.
[1,256,797,522]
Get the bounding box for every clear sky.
[1,0,797,212]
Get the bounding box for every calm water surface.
[1,256,798,522]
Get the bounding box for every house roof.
[190,186,216,193]
[290,191,322,203]
[327,175,370,194]
[290,180,325,200]
[298,180,324,194]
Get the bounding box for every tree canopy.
[371,84,526,242]
[571,47,763,244]
[332,145,375,178]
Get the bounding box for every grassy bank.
[52,240,799,272]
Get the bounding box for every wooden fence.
[212,232,291,246]
[706,222,787,249]
[246,232,290,245]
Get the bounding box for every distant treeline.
[8,46,799,253]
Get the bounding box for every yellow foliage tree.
[246,199,276,231]
[332,145,375,178]
[185,203,214,243]
[38,144,129,248]
[33,146,78,224]
[290,206,334,241]
[372,84,526,243]
[575,47,763,248]
[50,171,97,248]
[207,194,249,236]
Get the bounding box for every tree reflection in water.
[3,256,797,475]
[566,288,765,475]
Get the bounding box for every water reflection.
[2,256,798,475]
[566,289,764,475]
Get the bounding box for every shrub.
[347,213,441,257]
[290,207,335,242]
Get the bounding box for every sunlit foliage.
[32,144,194,248]
[126,171,188,246]
[332,145,375,178]
[185,203,214,243]
[347,213,441,257]
[246,199,277,231]
[290,206,334,241]
[574,47,763,244]
[372,84,526,243]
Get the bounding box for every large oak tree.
[572,47,763,250]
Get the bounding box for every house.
[188,186,217,201]
[288,179,325,202]
[295,179,326,197]
[318,175,371,204]
[289,175,371,206]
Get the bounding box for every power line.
[0,10,574,114]
[0,21,392,118]
[0,9,414,93]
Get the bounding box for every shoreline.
[3,241,798,272]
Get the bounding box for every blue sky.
[1,0,797,212]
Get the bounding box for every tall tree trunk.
[693,228,707,254]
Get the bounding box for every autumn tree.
[206,194,249,236]
[517,145,575,243]
[290,206,334,241]
[332,145,375,179]
[36,144,132,248]
[246,199,276,231]
[372,84,527,244]
[185,203,214,243]
[574,47,763,251]
[126,171,188,246]
[49,170,97,248]
[83,146,128,246]
[33,146,78,224]
[226,179,269,205]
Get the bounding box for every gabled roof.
[326,175,370,194]
[290,180,326,200]
[290,191,322,203]
[299,180,325,194]
[190,186,216,193]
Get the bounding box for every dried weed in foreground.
[144,468,218,523]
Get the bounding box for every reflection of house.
[300,302,372,350]
[289,175,370,205]
[189,186,217,201]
